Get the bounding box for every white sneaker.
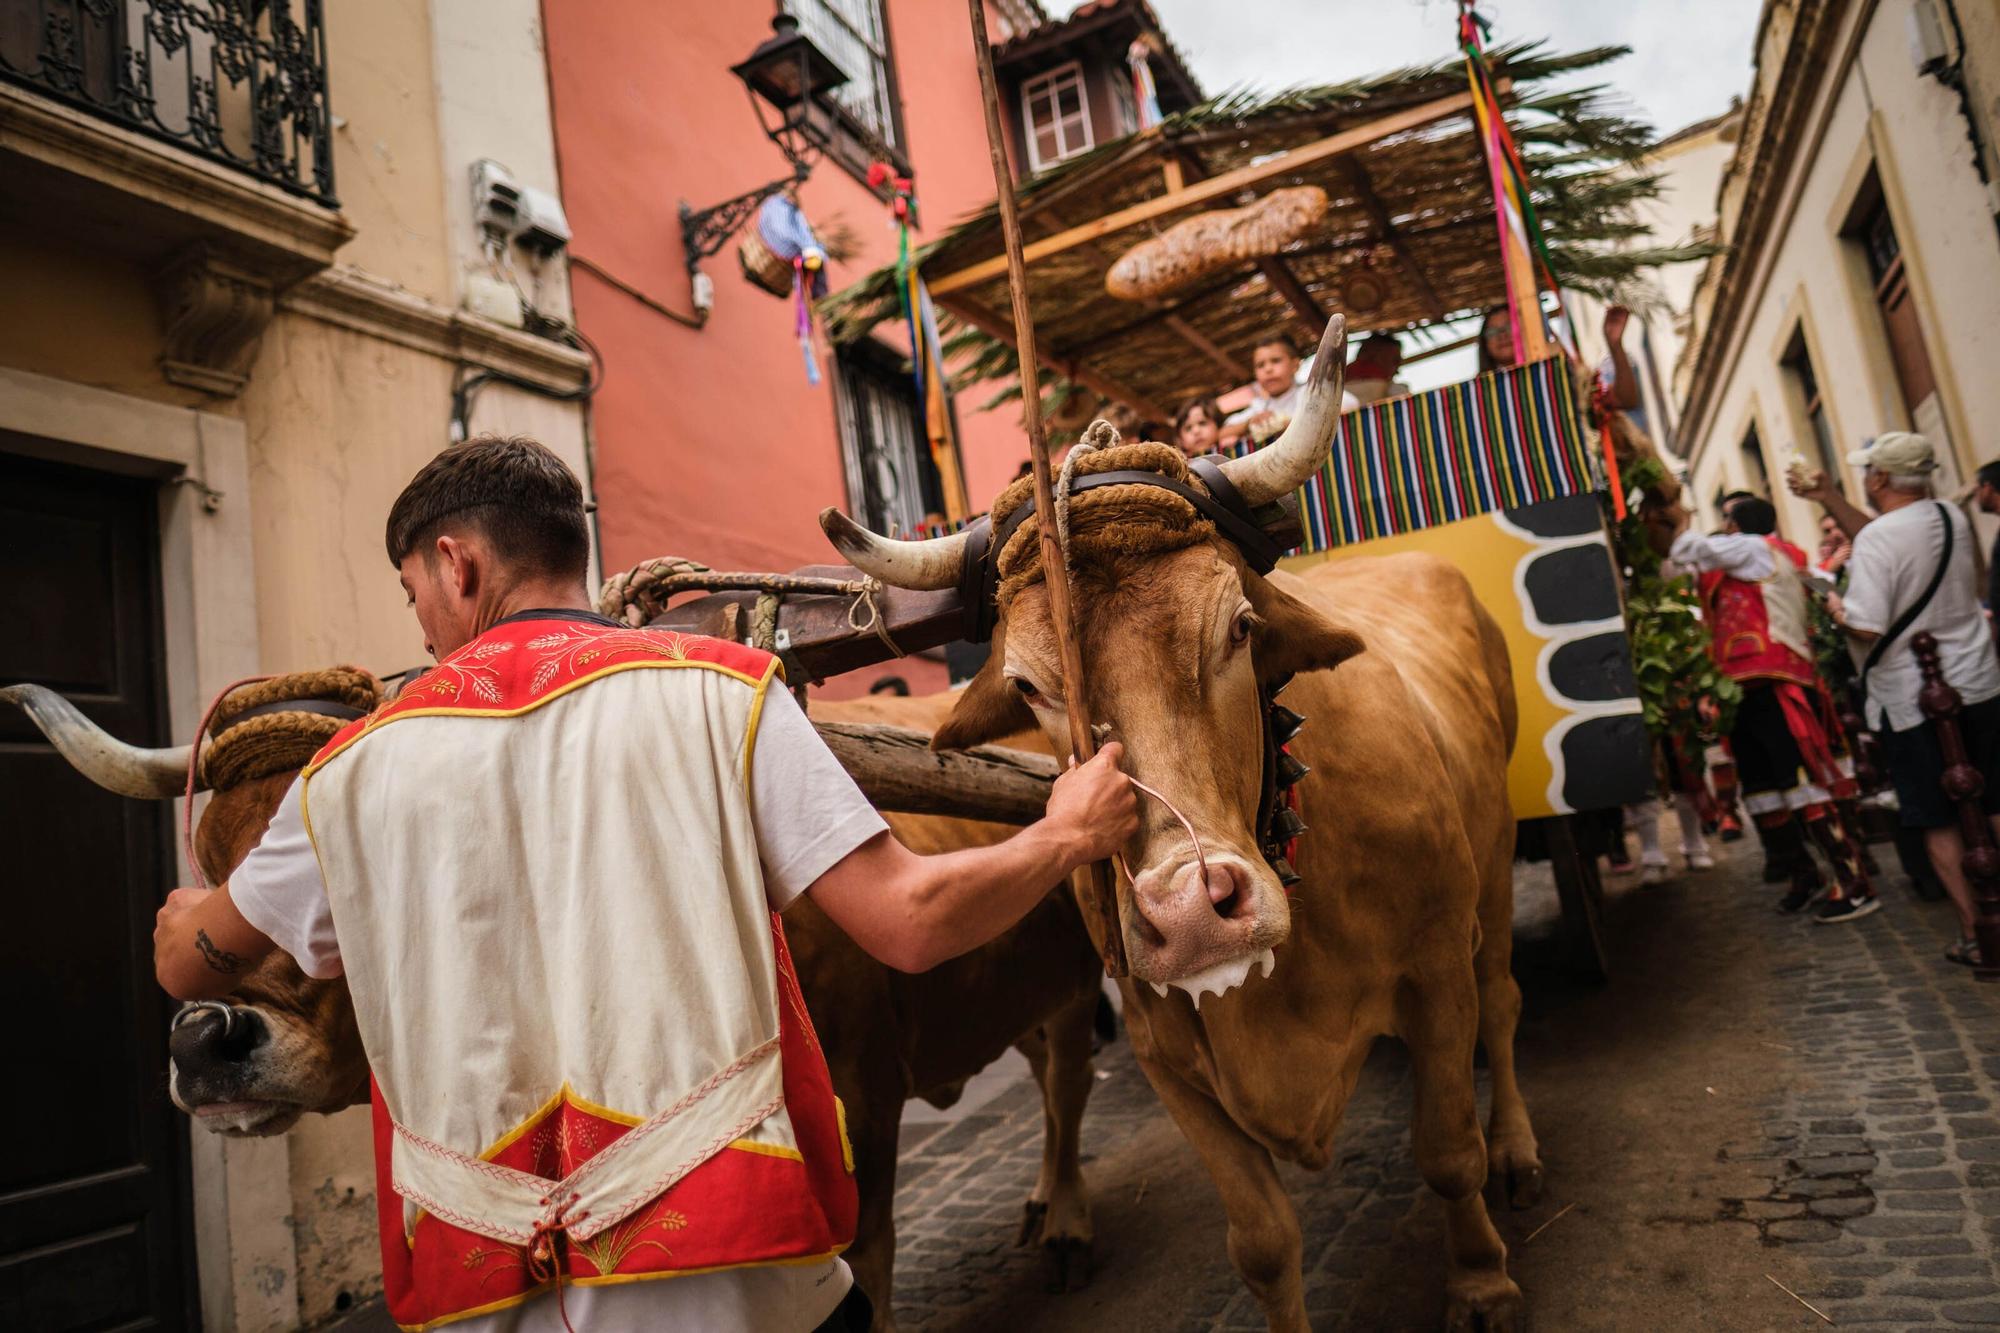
[1640,862,1667,885]
[1685,849,1715,871]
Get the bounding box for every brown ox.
[1,682,1103,1328]
[822,314,1542,1330]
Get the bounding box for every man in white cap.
[1798,432,2000,964]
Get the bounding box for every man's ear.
[435,533,477,598]
[1245,575,1365,683]
[932,648,1034,751]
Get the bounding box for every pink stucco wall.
[543,1,1030,694]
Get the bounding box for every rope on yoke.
[596,555,903,658]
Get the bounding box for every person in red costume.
[149,436,1139,1332]
[1649,494,1878,921]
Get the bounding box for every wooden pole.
[1913,631,2000,980]
[965,0,1128,977]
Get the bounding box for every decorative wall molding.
[156,246,277,397]
[280,266,592,393]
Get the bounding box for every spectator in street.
[1174,397,1224,458]
[1817,433,2000,964]
[1346,333,1411,404]
[1648,494,1879,921]
[1971,458,2000,613]
[1814,514,1853,582]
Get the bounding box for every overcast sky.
[1138,0,1763,392]
[1144,0,1762,142]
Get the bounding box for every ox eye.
[1011,676,1040,699]
[1230,609,1255,646]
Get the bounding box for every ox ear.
[1247,576,1365,683]
[932,650,1034,752]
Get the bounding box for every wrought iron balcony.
[0,0,336,206]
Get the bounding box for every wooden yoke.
[967,0,1128,978]
[1913,631,2000,980]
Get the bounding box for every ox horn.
[1,683,197,799]
[1217,314,1348,507]
[819,507,974,592]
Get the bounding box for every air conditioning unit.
[471,159,521,242]
[512,184,572,256]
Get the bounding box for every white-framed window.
[784,0,902,154]
[1021,61,1093,172]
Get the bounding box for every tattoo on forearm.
[195,928,243,975]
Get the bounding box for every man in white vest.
[151,436,1138,1331]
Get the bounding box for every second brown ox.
[822,314,1542,1331]
[1,682,1104,1329]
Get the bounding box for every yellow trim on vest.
[740,655,783,789]
[304,656,768,781]
[728,1136,807,1162]
[835,1096,856,1174]
[391,1243,852,1331]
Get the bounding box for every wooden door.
[0,452,193,1329]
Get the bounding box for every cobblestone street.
[888,828,2000,1330]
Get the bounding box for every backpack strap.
[1862,500,1955,685]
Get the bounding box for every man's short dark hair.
[1719,489,1758,509]
[385,435,589,580]
[1978,460,2000,491]
[1729,496,1778,535]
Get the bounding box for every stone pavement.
[887,829,2000,1330]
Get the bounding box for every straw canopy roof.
[822,42,1713,421]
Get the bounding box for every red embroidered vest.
[1698,536,1817,687]
[302,618,857,1329]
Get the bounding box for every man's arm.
[1788,468,1874,538]
[804,744,1138,973]
[1602,306,1641,410]
[155,884,278,1001]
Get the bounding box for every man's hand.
[1603,304,1630,346]
[1044,742,1141,864]
[805,741,1140,974]
[1789,467,1836,504]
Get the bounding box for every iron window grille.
[0,0,337,206]
[781,0,906,177]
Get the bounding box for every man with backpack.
[1812,433,2000,964]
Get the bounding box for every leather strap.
[1862,500,1954,687]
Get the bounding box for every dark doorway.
[0,451,193,1329]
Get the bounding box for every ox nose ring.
[173,999,238,1039]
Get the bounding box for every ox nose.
[168,1003,267,1080]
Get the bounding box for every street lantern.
[732,13,850,170]
[680,14,852,296]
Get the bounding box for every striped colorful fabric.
[1223,359,1595,551]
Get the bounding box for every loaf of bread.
[1106,186,1328,301]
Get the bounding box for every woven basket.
[737,231,794,299]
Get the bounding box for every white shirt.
[231,685,886,1332]
[1225,381,1362,441]
[1668,528,1775,581]
[1842,499,2000,732]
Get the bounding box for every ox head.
[822,316,1360,1002]
[2,684,368,1135]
